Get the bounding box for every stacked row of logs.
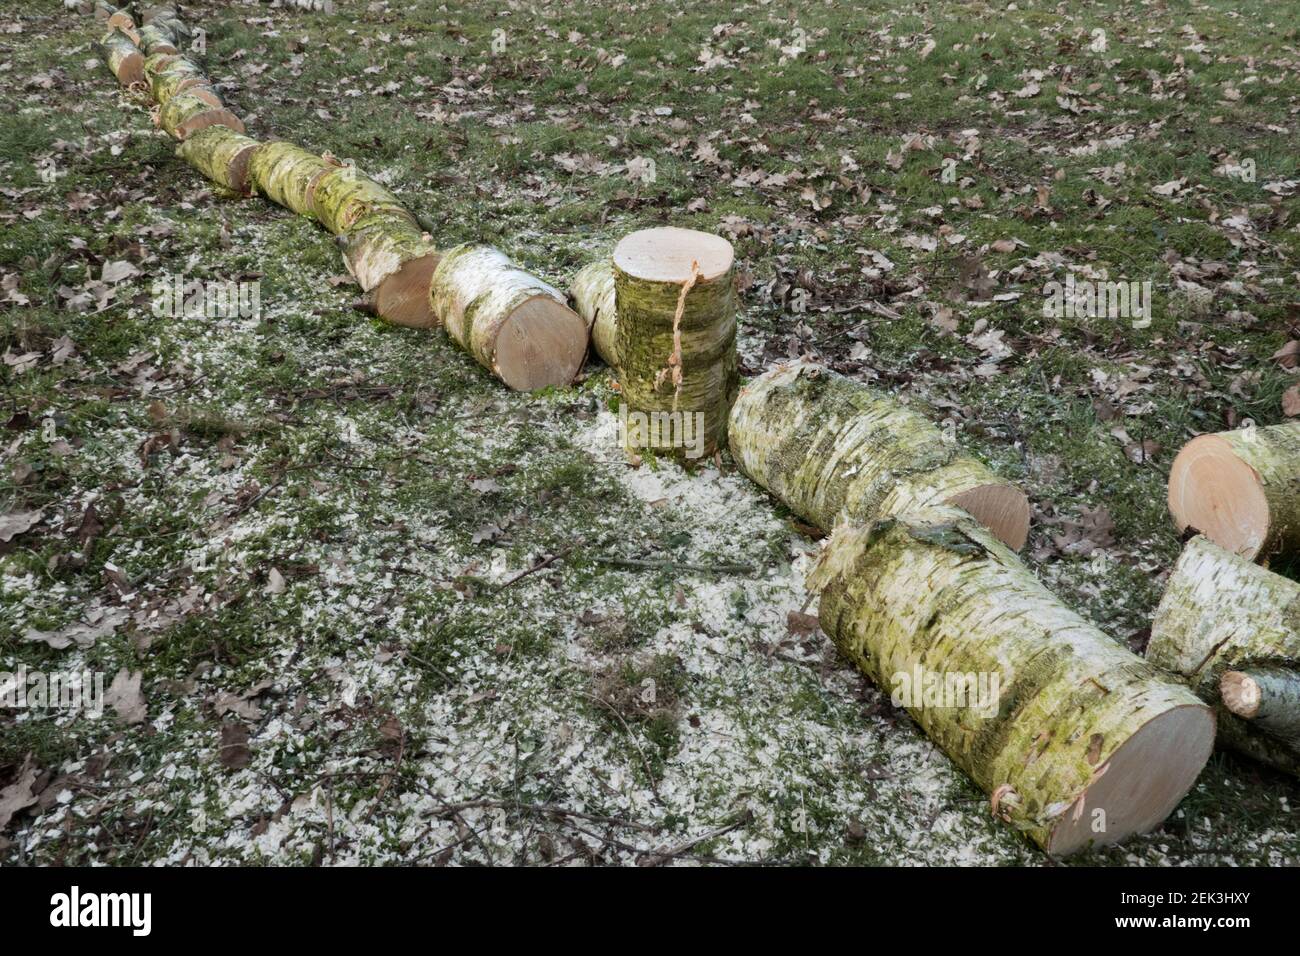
[87,4,1300,856]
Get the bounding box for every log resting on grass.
[311,164,408,235]
[102,28,144,87]
[613,226,738,460]
[729,360,1030,549]
[1147,534,1300,776]
[177,125,261,195]
[247,142,335,218]
[810,506,1215,855]
[158,90,244,140]
[337,210,440,328]
[569,258,619,368]
[430,243,588,390]
[145,53,212,105]
[1168,421,1300,562]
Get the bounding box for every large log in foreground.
[1147,535,1300,776]
[613,227,738,460]
[730,361,1030,549]
[1168,421,1300,562]
[811,507,1215,854]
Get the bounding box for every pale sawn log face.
[1168,422,1300,562]
[813,506,1214,854]
[429,244,587,391]
[1148,535,1300,775]
[612,233,738,460]
[728,361,1029,548]
[569,259,619,369]
[102,28,144,87]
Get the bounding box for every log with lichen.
[569,258,619,368]
[337,210,440,328]
[613,227,738,461]
[729,360,1030,549]
[1168,421,1300,563]
[246,142,335,218]
[101,26,144,87]
[430,244,588,390]
[810,506,1215,855]
[158,89,244,140]
[176,125,261,195]
[1147,534,1300,776]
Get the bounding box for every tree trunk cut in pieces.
[430,243,588,391]
[311,163,408,235]
[811,506,1215,855]
[1168,422,1300,563]
[158,90,244,141]
[1148,534,1300,776]
[102,28,144,87]
[247,142,335,219]
[145,54,211,105]
[613,226,738,460]
[729,361,1030,549]
[177,125,261,195]
[337,210,440,328]
[569,259,619,368]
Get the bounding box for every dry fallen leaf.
[105,669,146,724]
[0,508,43,543]
[0,757,41,832]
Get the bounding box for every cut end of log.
[1167,433,1268,560]
[373,253,441,329]
[1046,703,1215,856]
[947,483,1031,551]
[613,226,734,283]
[113,51,144,87]
[171,108,245,141]
[492,295,589,391]
[1220,670,1262,718]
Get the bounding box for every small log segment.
[1168,421,1300,563]
[102,26,144,87]
[177,125,260,195]
[430,244,587,390]
[569,258,619,368]
[1147,534,1300,776]
[613,227,738,460]
[729,361,1030,549]
[811,506,1215,855]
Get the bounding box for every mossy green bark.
[812,506,1213,854]
[247,142,333,218]
[1214,423,1300,559]
[102,28,143,87]
[613,256,737,460]
[729,361,1026,544]
[338,210,436,292]
[569,259,619,368]
[1148,535,1300,776]
[311,164,408,236]
[177,126,261,194]
[158,91,243,141]
[146,55,208,105]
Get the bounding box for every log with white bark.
[729,361,1030,549]
[1168,421,1300,562]
[247,142,335,218]
[613,227,738,460]
[430,244,588,390]
[810,506,1215,855]
[101,27,144,87]
[569,258,619,368]
[336,210,440,329]
[1147,534,1300,776]
[176,125,261,195]
[145,53,215,106]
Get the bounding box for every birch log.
[337,210,440,329]
[569,259,619,368]
[311,164,407,235]
[158,90,244,141]
[1148,534,1300,776]
[613,227,738,460]
[247,143,335,218]
[430,244,588,390]
[811,507,1215,855]
[729,361,1030,549]
[1168,422,1300,562]
[102,27,144,87]
[177,125,261,195]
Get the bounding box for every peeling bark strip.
[1148,535,1300,776]
[176,126,260,195]
[569,259,619,368]
[811,507,1215,855]
[613,227,738,459]
[430,244,588,391]
[1168,422,1300,562]
[729,361,1031,549]
[102,27,144,87]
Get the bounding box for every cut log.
[811,506,1215,855]
[158,90,244,141]
[177,125,261,195]
[146,55,211,105]
[1168,422,1300,562]
[101,28,144,87]
[1148,534,1300,776]
[569,259,619,368]
[430,243,588,391]
[337,210,439,328]
[137,22,180,55]
[311,163,407,235]
[613,226,738,460]
[247,142,334,218]
[729,361,1030,549]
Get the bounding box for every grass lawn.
[1,0,1298,865]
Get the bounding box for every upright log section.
[1147,534,1300,776]
[1168,421,1300,562]
[613,227,738,460]
[430,244,587,390]
[730,361,1030,549]
[811,507,1215,855]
